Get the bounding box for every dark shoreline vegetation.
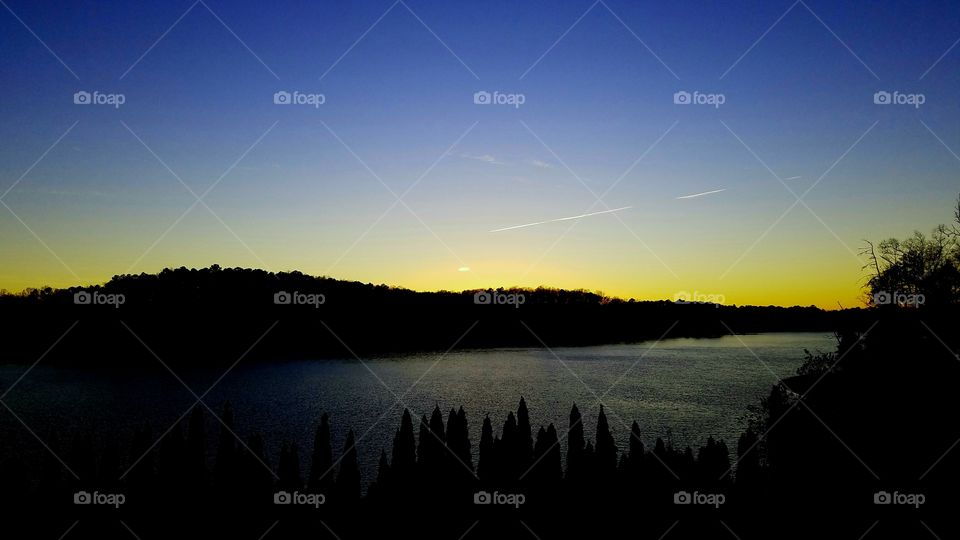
[2,200,959,538]
[0,265,864,366]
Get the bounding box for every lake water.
[0,332,834,485]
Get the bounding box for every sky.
[1,0,958,308]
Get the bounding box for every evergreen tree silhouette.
[391,409,416,491]
[516,397,533,471]
[595,405,618,478]
[308,413,334,494]
[277,442,302,492]
[477,414,494,483]
[237,433,272,508]
[544,424,562,486]
[627,421,644,486]
[185,406,207,490]
[335,430,361,503]
[214,402,237,495]
[566,404,586,483]
[126,422,154,500]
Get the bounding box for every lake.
[0,332,834,486]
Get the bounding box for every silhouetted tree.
[335,430,361,503]
[566,404,586,483]
[477,414,494,483]
[308,413,334,494]
[277,442,301,492]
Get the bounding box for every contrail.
[676,188,726,199]
[783,175,802,180]
[490,206,632,233]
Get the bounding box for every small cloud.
[676,188,726,199]
[528,159,552,169]
[458,266,471,272]
[460,153,504,165]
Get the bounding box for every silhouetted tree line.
[0,264,862,367]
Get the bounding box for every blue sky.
[1,0,959,306]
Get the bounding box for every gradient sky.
[1,0,959,308]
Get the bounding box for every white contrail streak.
[675,188,726,199]
[783,176,802,180]
[490,206,632,233]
